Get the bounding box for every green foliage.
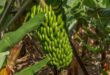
[0,13,45,52]
[83,0,110,8]
[14,57,49,75]
[83,0,97,8]
[63,0,110,26]
[63,0,85,28]
[63,0,110,53]
[101,69,108,75]
[0,0,6,14]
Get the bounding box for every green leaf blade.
[0,13,45,52]
[14,58,49,75]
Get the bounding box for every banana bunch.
[30,5,73,70]
[46,0,66,22]
[46,0,63,15]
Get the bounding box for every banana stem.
[69,37,89,75]
[39,0,46,8]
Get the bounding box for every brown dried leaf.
[0,68,9,75]
[7,42,22,72]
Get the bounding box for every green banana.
[30,5,73,70]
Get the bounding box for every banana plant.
[0,13,45,69]
[0,13,44,52]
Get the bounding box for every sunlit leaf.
[98,0,110,8]
[0,51,9,69]
[66,0,80,8]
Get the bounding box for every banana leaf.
[14,57,49,75]
[0,13,45,52]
